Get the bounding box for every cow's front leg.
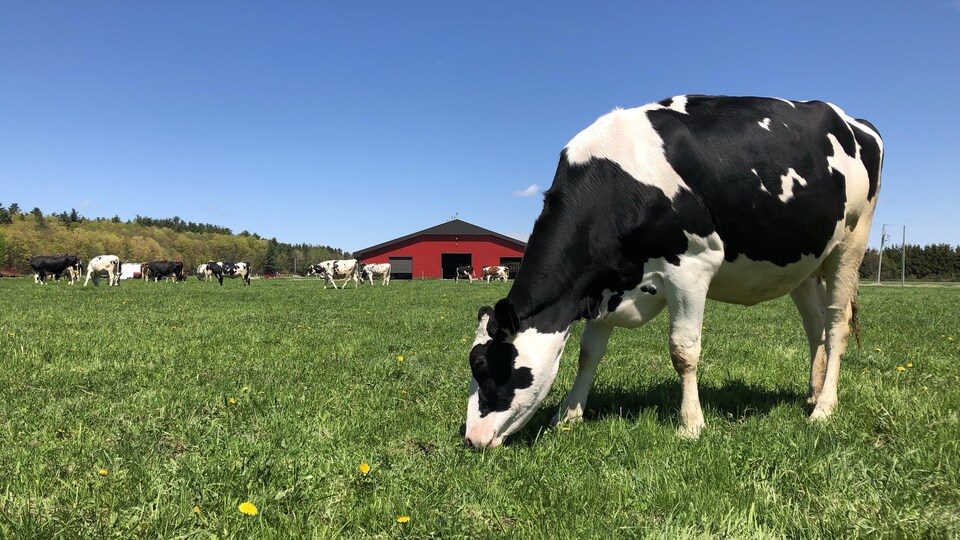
[552,320,613,426]
[664,279,711,439]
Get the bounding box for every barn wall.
[359,234,524,278]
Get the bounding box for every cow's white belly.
[707,252,826,305]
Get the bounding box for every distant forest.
[0,202,350,275]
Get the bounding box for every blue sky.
[1,2,958,252]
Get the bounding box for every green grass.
[0,278,958,538]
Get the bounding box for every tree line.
[0,202,350,276]
[859,245,960,281]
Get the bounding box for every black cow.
[146,261,184,282]
[465,95,883,449]
[29,254,81,284]
[455,265,475,283]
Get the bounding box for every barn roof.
[354,219,526,257]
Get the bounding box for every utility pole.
[901,225,906,287]
[877,224,889,283]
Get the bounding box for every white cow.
[84,255,121,287]
[361,263,392,285]
[308,259,360,289]
[196,263,214,281]
[481,266,510,282]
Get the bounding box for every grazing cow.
[62,261,83,284]
[465,95,883,449]
[455,265,475,283]
[308,259,359,289]
[146,261,184,282]
[215,261,251,285]
[360,262,392,285]
[481,266,510,282]
[196,263,210,281]
[84,255,121,286]
[29,254,81,284]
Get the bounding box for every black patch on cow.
[646,96,851,266]
[504,152,715,333]
[469,336,533,416]
[851,118,883,201]
[607,291,624,313]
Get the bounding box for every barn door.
[388,256,413,279]
[441,253,472,279]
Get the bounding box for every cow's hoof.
[809,407,833,422]
[550,412,583,428]
[677,423,703,440]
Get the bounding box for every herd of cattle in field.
[26,254,513,287]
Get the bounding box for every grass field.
[1,277,958,538]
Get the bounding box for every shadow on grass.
[505,379,805,447]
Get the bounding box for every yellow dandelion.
[98,469,108,476]
[241,386,250,392]
[873,347,882,353]
[897,366,906,372]
[238,501,258,516]
[560,426,572,432]
[396,355,404,362]
[397,516,410,524]
[907,363,914,368]
[359,463,371,475]
[461,338,467,344]
[193,505,200,514]
[228,397,237,404]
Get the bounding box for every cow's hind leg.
[810,225,871,422]
[551,320,614,426]
[790,278,828,405]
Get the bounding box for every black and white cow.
[84,255,121,286]
[196,263,212,281]
[465,95,883,449]
[455,265,475,283]
[29,254,81,284]
[308,259,359,289]
[481,266,509,282]
[361,262,391,285]
[215,261,251,285]
[146,261,184,282]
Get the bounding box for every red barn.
[354,219,526,279]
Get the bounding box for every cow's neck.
[506,218,602,335]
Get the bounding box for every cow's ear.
[494,298,520,336]
[477,306,497,337]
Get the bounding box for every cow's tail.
[850,296,861,349]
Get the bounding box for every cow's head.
[465,299,569,449]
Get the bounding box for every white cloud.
[513,184,540,197]
[78,199,95,208]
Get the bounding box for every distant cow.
[196,263,210,281]
[455,265,475,283]
[308,259,359,289]
[146,261,184,282]
[361,263,391,285]
[84,255,121,286]
[481,266,510,282]
[29,254,81,285]
[214,261,251,285]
